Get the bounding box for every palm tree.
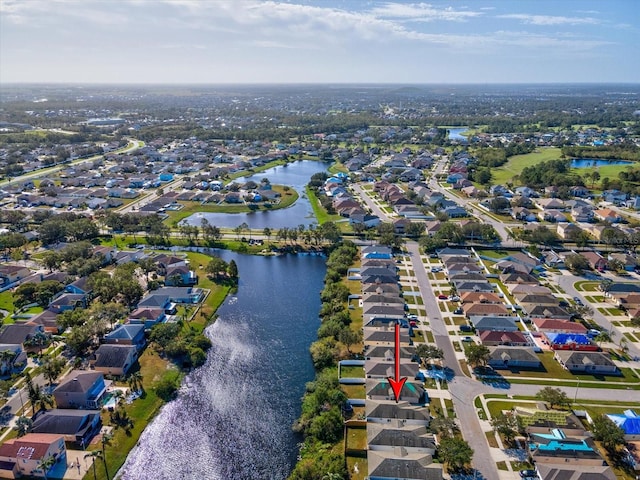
[84,450,103,480]
[127,371,144,393]
[38,455,57,480]
[100,433,113,480]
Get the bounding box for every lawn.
[491,147,563,185]
[0,290,14,313]
[305,186,342,224]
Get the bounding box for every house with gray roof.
[367,421,436,454]
[365,360,420,380]
[488,346,541,370]
[31,409,102,447]
[91,344,138,377]
[53,370,109,409]
[367,448,442,480]
[469,316,519,332]
[554,351,619,375]
[366,379,425,404]
[366,400,430,426]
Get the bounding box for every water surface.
[119,251,326,480]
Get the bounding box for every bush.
[154,371,181,401]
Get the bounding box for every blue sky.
[1,0,638,84]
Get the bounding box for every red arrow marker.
[387,322,407,403]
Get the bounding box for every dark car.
[438,294,448,300]
[520,469,536,478]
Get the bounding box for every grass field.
[491,147,563,185]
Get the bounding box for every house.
[48,293,87,314]
[464,303,510,318]
[0,324,47,353]
[361,246,393,260]
[608,253,637,271]
[366,379,425,404]
[606,410,640,441]
[535,463,616,480]
[31,409,102,447]
[27,309,62,334]
[528,429,608,466]
[127,307,166,329]
[469,316,519,332]
[91,344,138,377]
[53,370,109,409]
[0,433,66,479]
[65,276,92,296]
[365,359,420,380]
[545,333,597,351]
[459,292,502,304]
[533,319,587,334]
[580,251,607,271]
[500,272,540,286]
[103,324,146,351]
[0,344,27,376]
[164,265,198,286]
[527,305,572,320]
[479,330,528,346]
[367,421,436,454]
[594,208,623,223]
[367,448,442,480]
[557,223,582,240]
[366,400,430,426]
[602,189,627,205]
[488,347,541,369]
[0,265,31,287]
[554,350,618,374]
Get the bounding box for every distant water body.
[119,251,326,480]
[447,128,468,141]
[570,158,632,168]
[181,160,330,229]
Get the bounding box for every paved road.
[350,183,393,221]
[406,241,498,479]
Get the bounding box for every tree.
[263,227,272,241]
[536,386,571,409]
[127,371,144,393]
[13,416,33,437]
[490,412,521,445]
[41,357,66,386]
[438,436,474,472]
[227,259,238,282]
[100,432,113,480]
[564,254,591,275]
[84,450,103,480]
[415,344,444,366]
[38,455,57,480]
[338,329,362,354]
[591,413,625,453]
[205,257,228,280]
[465,344,490,369]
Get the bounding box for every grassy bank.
[491,147,563,185]
[88,250,232,480]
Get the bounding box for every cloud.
[368,2,483,22]
[498,13,600,26]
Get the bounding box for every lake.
[180,160,330,229]
[570,158,632,168]
[118,250,326,480]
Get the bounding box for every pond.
[570,158,632,168]
[448,128,468,141]
[180,160,330,229]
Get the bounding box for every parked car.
[453,307,464,315]
[449,295,460,301]
[573,296,583,305]
[520,470,536,478]
[431,267,442,273]
[409,321,417,327]
[460,325,473,333]
[438,294,448,300]
[462,336,473,342]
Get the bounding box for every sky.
[1,0,638,84]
